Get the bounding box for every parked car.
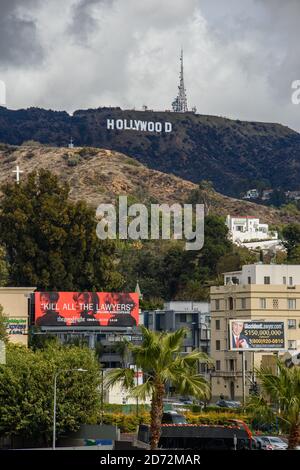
[258,436,288,450]
[161,411,188,425]
[215,400,242,409]
[252,436,272,450]
[252,436,262,450]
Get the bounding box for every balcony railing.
[211,370,243,378]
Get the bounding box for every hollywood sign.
[106,118,172,133]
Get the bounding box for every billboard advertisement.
[229,319,286,351]
[35,292,139,327]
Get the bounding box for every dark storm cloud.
[0,0,43,67]
[68,0,114,44]
[253,0,300,101]
[0,0,299,131]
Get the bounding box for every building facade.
[210,264,300,401]
[0,287,36,346]
[143,301,211,354]
[226,215,280,250]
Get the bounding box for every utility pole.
[101,368,104,425]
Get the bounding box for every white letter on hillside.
[96,204,117,240]
[291,80,300,105]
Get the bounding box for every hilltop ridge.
[0,106,300,198]
[0,143,298,226]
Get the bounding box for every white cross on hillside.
[12,165,23,184]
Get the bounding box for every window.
[273,298,279,309]
[215,299,220,310]
[229,297,234,310]
[288,299,296,310]
[229,359,235,371]
[264,276,270,285]
[216,319,220,330]
[241,298,246,309]
[288,319,296,329]
[260,298,266,309]
[288,340,296,350]
[283,276,287,285]
[289,277,293,286]
[216,340,221,351]
[185,329,193,340]
[225,277,230,285]
[248,276,251,284]
[216,360,221,371]
[157,315,165,330]
[179,314,186,323]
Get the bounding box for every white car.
[259,436,288,450]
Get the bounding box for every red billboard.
[35,292,139,327]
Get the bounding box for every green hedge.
[100,412,150,433]
[99,410,251,433]
[184,412,250,426]
[103,403,150,414]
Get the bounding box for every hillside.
[0,106,300,197]
[0,144,298,226]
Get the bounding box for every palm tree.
[247,361,300,449]
[105,326,212,449]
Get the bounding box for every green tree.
[268,189,287,208]
[195,215,232,277]
[0,343,101,446]
[247,361,300,449]
[0,246,9,286]
[118,215,233,302]
[187,180,214,215]
[0,170,123,290]
[282,223,300,259]
[0,304,9,343]
[106,326,211,449]
[216,247,257,275]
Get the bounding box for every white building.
[163,300,210,313]
[243,189,259,200]
[105,371,151,405]
[226,215,281,250]
[224,263,300,286]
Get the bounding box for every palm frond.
[105,368,135,390]
[174,373,210,400]
[161,328,187,353]
[129,379,154,401]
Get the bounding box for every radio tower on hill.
[172,49,188,113]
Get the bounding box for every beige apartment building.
[210,264,300,401]
[0,287,35,346]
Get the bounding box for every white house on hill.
[226,215,282,250]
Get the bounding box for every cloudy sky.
[0,0,300,130]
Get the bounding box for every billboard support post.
[101,368,104,425]
[242,351,246,407]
